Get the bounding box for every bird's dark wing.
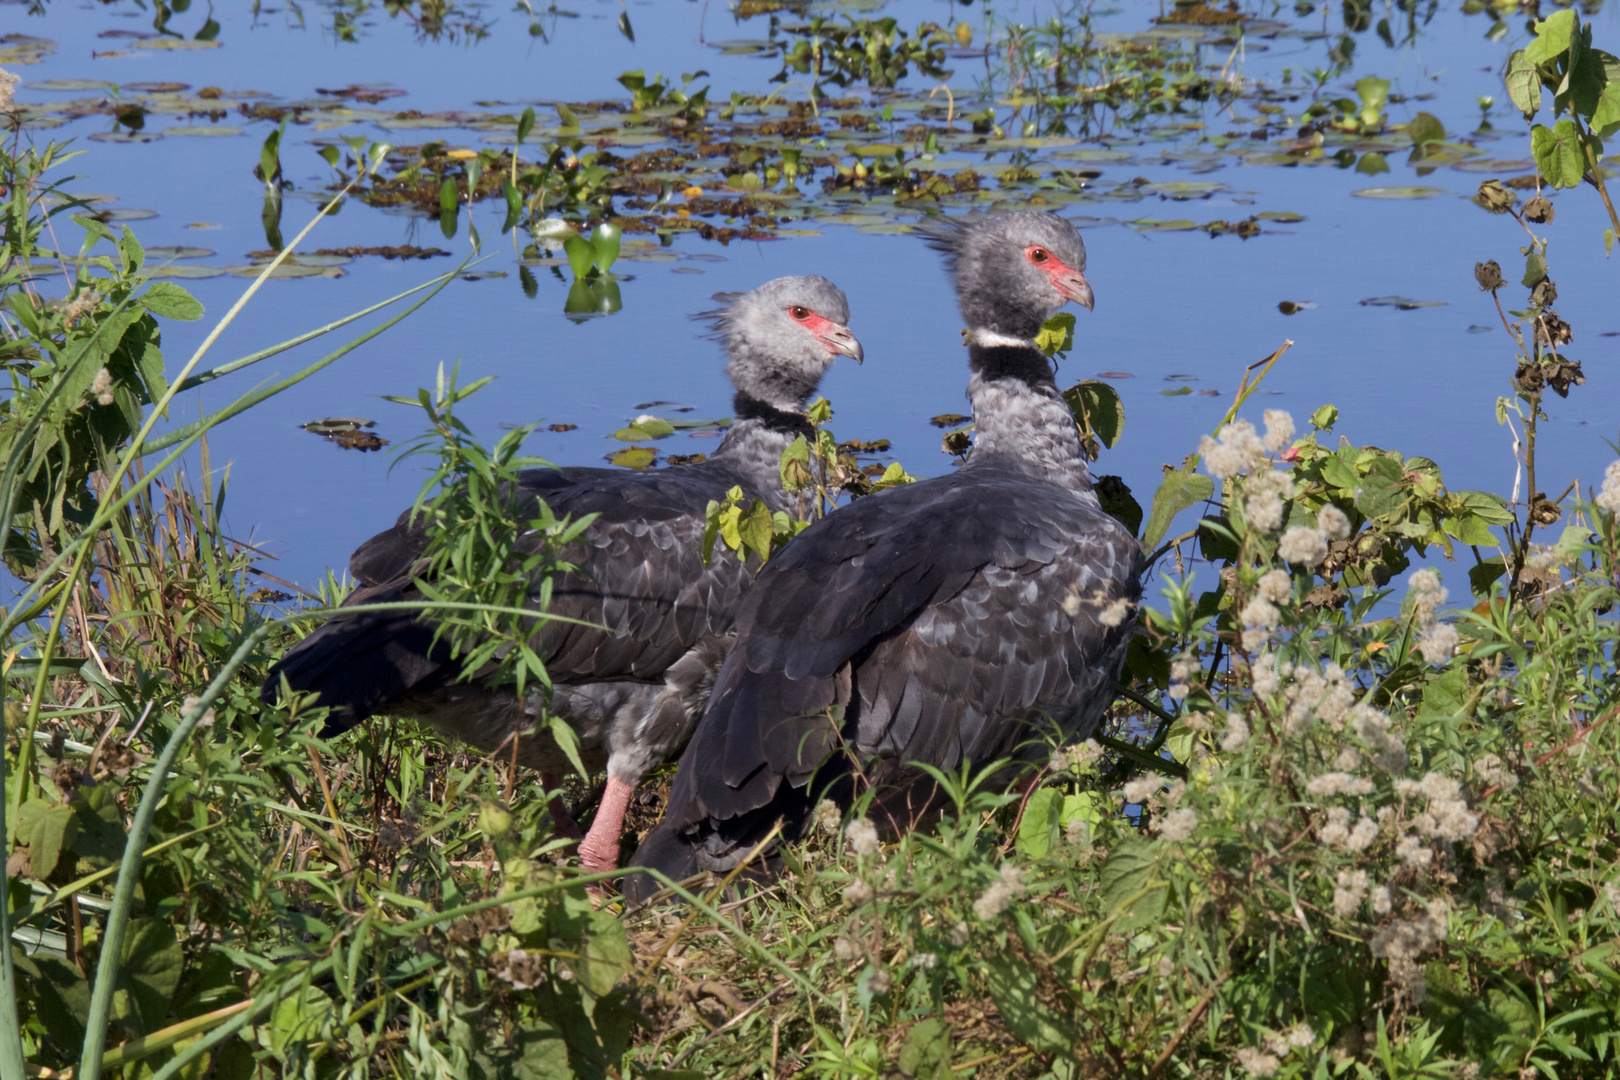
[264,465,757,731]
[625,463,1141,896]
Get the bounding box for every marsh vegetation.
[1,0,1619,1077]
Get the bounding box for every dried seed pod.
[1474,260,1505,291]
[1522,195,1555,223]
[1475,179,1516,214]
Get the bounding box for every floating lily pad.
[98,208,159,221]
[27,78,114,92]
[1097,372,1134,378]
[226,263,331,278]
[1360,296,1447,310]
[614,417,676,440]
[607,446,658,469]
[132,38,222,50]
[166,125,244,137]
[145,264,226,279]
[458,270,508,280]
[89,131,163,144]
[302,417,387,452]
[1277,301,1317,314]
[126,81,189,92]
[146,246,214,259]
[1452,158,1534,173]
[671,266,706,274]
[1351,186,1449,199]
[1467,325,1494,334]
[1128,219,1198,232]
[1142,180,1225,199]
[184,222,221,230]
[1161,386,1194,396]
[1256,210,1304,222]
[0,36,55,65]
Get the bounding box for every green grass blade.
[77,625,270,1080]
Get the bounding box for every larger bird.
[262,275,862,873]
[626,213,1141,900]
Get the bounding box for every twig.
[1146,978,1225,1078]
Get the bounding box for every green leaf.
[1143,467,1214,549]
[438,176,459,214]
[1096,475,1143,537]
[983,952,1079,1056]
[1406,111,1446,147]
[118,918,185,1035]
[1524,9,1577,68]
[317,145,340,169]
[1419,666,1470,718]
[1015,788,1061,859]
[607,446,656,469]
[1034,312,1074,358]
[1454,490,1515,526]
[1523,250,1548,287]
[140,281,203,321]
[517,105,536,145]
[1506,49,1544,118]
[573,909,631,997]
[898,1018,952,1079]
[563,235,594,279]
[1468,557,1507,597]
[737,499,774,562]
[16,798,79,879]
[1531,119,1587,188]
[591,223,621,275]
[1099,835,1167,930]
[1571,49,1620,136]
[1355,151,1390,175]
[556,103,579,129]
[546,714,590,781]
[1062,380,1125,449]
[1442,514,1497,547]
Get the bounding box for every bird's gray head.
[701,275,862,411]
[919,212,1093,340]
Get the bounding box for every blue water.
[8,0,1619,594]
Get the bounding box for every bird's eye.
[789,306,811,321]
[1028,247,1050,265]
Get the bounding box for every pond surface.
[8,0,1619,591]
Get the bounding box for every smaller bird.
[625,213,1141,901]
[261,275,862,873]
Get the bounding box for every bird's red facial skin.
[1025,246,1095,311]
[790,308,845,355]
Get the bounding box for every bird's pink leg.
[576,775,636,874]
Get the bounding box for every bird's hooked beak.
[816,322,864,364]
[1053,268,1095,312]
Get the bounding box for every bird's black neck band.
[967,343,1057,389]
[732,392,815,439]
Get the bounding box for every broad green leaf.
[1454,489,1515,525]
[1099,835,1157,914]
[563,234,595,279]
[1015,787,1060,859]
[1571,49,1620,136]
[1468,557,1507,597]
[573,909,631,997]
[1142,467,1214,549]
[1355,151,1390,176]
[1524,9,1577,68]
[1506,50,1544,117]
[1530,119,1587,188]
[262,984,335,1055]
[737,499,774,562]
[591,223,621,274]
[438,176,458,214]
[1062,380,1125,449]
[1034,312,1074,358]
[1523,251,1548,288]
[1406,111,1446,147]
[898,1018,952,1079]
[517,105,536,145]
[17,799,79,879]
[607,446,656,469]
[118,918,185,1034]
[140,281,203,321]
[1419,666,1470,719]
[1442,514,1497,547]
[983,952,1079,1055]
